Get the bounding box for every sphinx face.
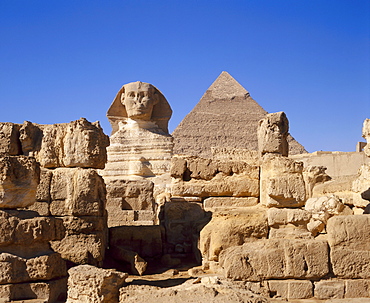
[121,82,158,121]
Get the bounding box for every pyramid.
[172,71,306,158]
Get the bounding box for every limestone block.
[14,216,64,244]
[0,123,21,155]
[19,118,109,169]
[257,111,289,157]
[109,225,162,259]
[268,224,313,240]
[0,252,66,284]
[187,157,218,180]
[268,280,313,299]
[26,253,67,281]
[219,239,329,281]
[26,201,50,216]
[306,219,325,236]
[345,279,370,298]
[172,156,260,180]
[50,232,107,267]
[260,156,306,207]
[203,197,258,212]
[305,195,345,223]
[313,176,355,206]
[171,174,259,198]
[352,164,370,207]
[67,264,128,303]
[267,208,311,226]
[363,118,370,157]
[200,206,268,262]
[327,215,370,278]
[0,278,67,302]
[303,165,331,199]
[0,156,40,208]
[62,118,109,168]
[35,168,52,202]
[50,168,106,217]
[314,280,345,299]
[61,216,106,235]
[327,215,370,250]
[171,156,260,198]
[106,209,155,227]
[0,211,64,247]
[105,178,154,211]
[170,156,187,178]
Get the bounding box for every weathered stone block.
[200,206,268,262]
[0,211,64,247]
[219,239,329,281]
[0,123,21,156]
[327,215,370,250]
[203,197,258,212]
[50,233,107,267]
[0,156,40,208]
[36,168,52,202]
[171,174,259,198]
[303,165,331,199]
[26,253,67,281]
[268,280,313,299]
[267,208,311,226]
[109,225,162,259]
[61,216,106,235]
[257,111,289,157]
[26,201,50,216]
[268,224,313,240]
[0,278,67,302]
[314,280,345,299]
[260,156,305,207]
[67,265,127,303]
[19,118,109,169]
[170,156,187,178]
[345,279,370,298]
[305,195,346,224]
[171,156,260,198]
[352,164,370,207]
[105,178,154,211]
[14,216,64,244]
[62,118,109,168]
[50,168,106,217]
[0,252,66,284]
[327,215,370,278]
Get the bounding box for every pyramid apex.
[208,71,249,99]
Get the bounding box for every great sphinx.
[102,81,173,179]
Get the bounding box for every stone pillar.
[257,111,289,157]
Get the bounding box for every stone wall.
[0,118,109,302]
[290,151,370,179]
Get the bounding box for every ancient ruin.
[0,73,369,302]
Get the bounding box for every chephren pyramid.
[172,71,306,158]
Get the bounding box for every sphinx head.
[107,81,172,134]
[121,82,159,121]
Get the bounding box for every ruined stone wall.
[161,116,370,301]
[0,118,109,302]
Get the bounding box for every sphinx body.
[101,81,173,179]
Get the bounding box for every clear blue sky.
[0,0,369,153]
